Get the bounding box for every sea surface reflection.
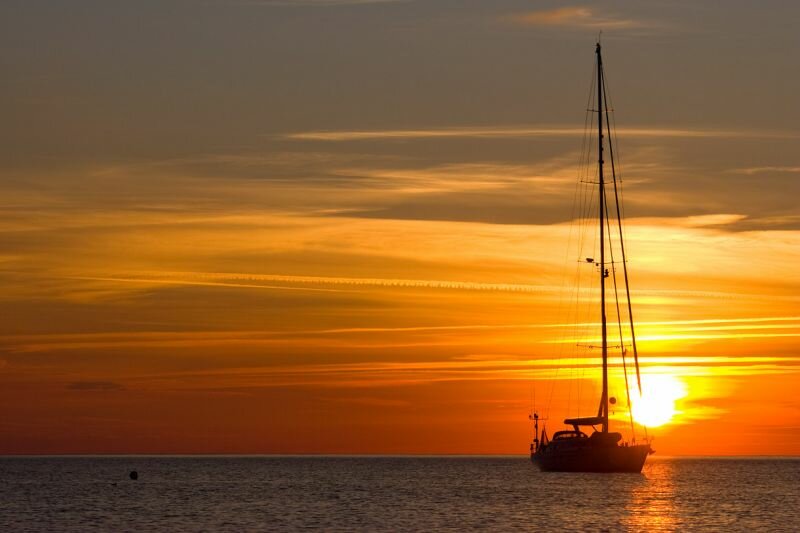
[0,456,797,531]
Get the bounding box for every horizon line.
[2,453,798,459]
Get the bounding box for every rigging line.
[529,387,535,440]
[577,63,596,190]
[596,56,632,429]
[602,48,648,442]
[551,82,591,400]
[553,127,594,421]
[605,75,633,276]
[604,180,636,439]
[574,164,598,417]
[602,55,643,398]
[573,69,596,269]
[546,60,598,420]
[579,164,599,414]
[572,138,593,414]
[577,63,597,249]
[575,143,599,418]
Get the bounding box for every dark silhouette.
[530,42,653,473]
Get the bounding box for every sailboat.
[530,42,653,473]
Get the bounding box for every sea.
[0,456,798,531]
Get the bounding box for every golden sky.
[1,0,799,454]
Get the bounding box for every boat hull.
[531,443,650,473]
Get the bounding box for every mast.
[596,42,609,433]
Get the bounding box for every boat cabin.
[552,430,588,441]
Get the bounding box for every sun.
[631,374,687,427]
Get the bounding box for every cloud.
[69,275,348,294]
[67,381,125,391]
[330,163,570,194]
[228,0,406,6]
[70,272,562,295]
[284,125,800,142]
[67,355,800,391]
[731,166,800,175]
[736,215,800,229]
[508,6,644,30]
[325,396,411,407]
[6,316,797,355]
[38,353,800,393]
[63,270,800,303]
[555,332,800,345]
[676,214,748,227]
[5,131,798,236]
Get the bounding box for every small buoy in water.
[129,471,138,480]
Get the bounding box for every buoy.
[129,470,138,480]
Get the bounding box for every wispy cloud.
[739,215,800,228]
[330,163,570,194]
[50,356,800,391]
[69,275,348,294]
[678,214,748,227]
[507,6,645,30]
[5,316,797,354]
[63,270,800,303]
[553,332,800,345]
[284,125,800,142]
[67,381,125,391]
[232,0,406,6]
[731,166,800,175]
[70,272,563,295]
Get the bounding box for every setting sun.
[631,374,688,427]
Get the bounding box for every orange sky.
[1,212,797,454]
[1,0,799,455]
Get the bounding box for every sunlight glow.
[631,374,687,427]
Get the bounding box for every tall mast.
[596,42,609,433]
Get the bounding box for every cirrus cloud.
[508,6,646,30]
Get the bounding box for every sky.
[1,0,799,455]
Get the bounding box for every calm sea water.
[0,456,798,531]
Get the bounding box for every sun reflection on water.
[623,458,678,531]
